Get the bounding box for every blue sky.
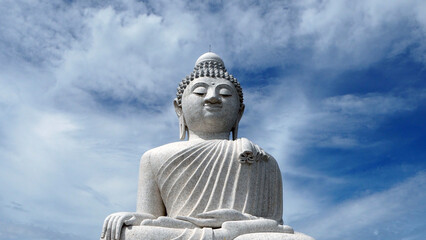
[0,0,425,239]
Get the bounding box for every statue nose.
[204,90,221,104]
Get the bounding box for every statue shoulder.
[140,141,195,171]
[238,138,280,167]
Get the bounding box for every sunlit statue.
[100,52,314,240]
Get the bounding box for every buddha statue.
[100,52,315,240]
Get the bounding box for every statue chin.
[185,115,236,135]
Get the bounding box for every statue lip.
[204,103,222,111]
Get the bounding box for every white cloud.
[240,81,425,238]
[323,93,418,115]
[307,172,426,239]
[0,0,425,239]
[243,82,425,162]
[0,0,87,67]
[296,0,426,68]
[52,6,199,107]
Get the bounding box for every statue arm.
[269,154,284,224]
[136,150,166,216]
[100,151,165,240]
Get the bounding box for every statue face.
[181,77,241,134]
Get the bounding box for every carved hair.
[176,60,244,109]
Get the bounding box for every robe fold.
[156,139,283,223]
[119,139,306,240]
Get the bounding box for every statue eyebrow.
[216,83,236,92]
[191,82,208,91]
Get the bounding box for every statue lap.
[120,226,184,240]
[121,225,314,240]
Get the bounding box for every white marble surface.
[235,232,315,240]
[100,52,315,240]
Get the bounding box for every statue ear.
[174,99,187,140]
[232,104,245,140]
[174,98,183,117]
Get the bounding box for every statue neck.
[188,130,230,141]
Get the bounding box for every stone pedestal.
[235,232,315,240]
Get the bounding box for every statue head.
[174,52,245,140]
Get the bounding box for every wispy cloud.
[308,172,426,239]
[296,0,426,68]
[0,0,425,239]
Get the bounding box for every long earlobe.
[174,99,187,140]
[179,115,187,140]
[232,125,239,140]
[232,104,245,140]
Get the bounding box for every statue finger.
[177,216,219,228]
[106,215,116,240]
[140,218,162,227]
[114,215,123,240]
[101,215,112,238]
[200,219,221,228]
[123,215,136,225]
[176,216,200,225]
[141,216,196,229]
[140,218,154,226]
[197,209,241,219]
[196,210,223,218]
[104,215,114,240]
[111,216,120,240]
[163,217,197,228]
[196,212,215,218]
[106,216,114,240]
[110,218,116,240]
[115,216,127,240]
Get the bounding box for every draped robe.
[157,139,283,222]
[121,139,300,240]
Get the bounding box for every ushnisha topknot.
[176,52,244,109]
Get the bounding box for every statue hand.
[177,209,253,228]
[101,212,155,240]
[141,216,198,229]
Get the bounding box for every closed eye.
[193,86,207,95]
[219,88,232,96]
